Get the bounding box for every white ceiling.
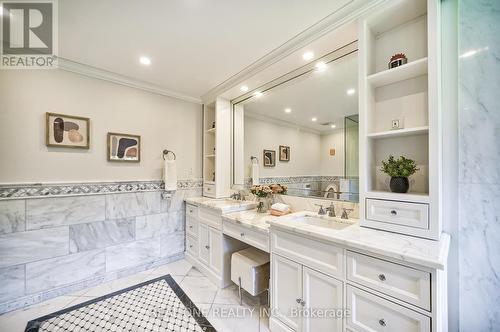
[59,0,352,99]
[242,52,358,133]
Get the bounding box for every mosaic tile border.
[0,179,203,200]
[244,175,359,185]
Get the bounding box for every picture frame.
[45,112,90,149]
[107,132,141,162]
[263,150,276,167]
[279,145,290,162]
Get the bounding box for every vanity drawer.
[223,222,269,252]
[346,285,430,332]
[203,183,216,198]
[186,235,198,257]
[186,204,198,218]
[366,199,429,229]
[271,230,344,278]
[186,217,198,237]
[198,207,222,229]
[346,251,431,310]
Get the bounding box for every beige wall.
[244,115,345,177]
[0,70,202,183]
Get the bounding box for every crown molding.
[201,0,385,103]
[57,57,202,104]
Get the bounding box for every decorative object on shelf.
[46,112,90,149]
[107,132,141,162]
[250,184,287,213]
[380,155,419,193]
[391,119,403,130]
[279,145,290,161]
[388,53,408,69]
[263,150,276,167]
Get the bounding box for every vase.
[257,197,270,213]
[390,177,409,193]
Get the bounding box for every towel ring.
[251,156,259,164]
[163,150,176,160]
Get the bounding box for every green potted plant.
[380,155,419,193]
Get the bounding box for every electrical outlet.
[391,119,401,129]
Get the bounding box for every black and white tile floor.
[0,260,270,332]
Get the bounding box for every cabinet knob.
[189,225,193,229]
[205,245,210,249]
[379,319,386,327]
[378,274,386,281]
[189,245,193,248]
[296,298,302,303]
[390,210,397,216]
[240,232,245,237]
[189,209,193,213]
[300,300,306,306]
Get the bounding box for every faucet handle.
[341,208,354,219]
[315,204,325,215]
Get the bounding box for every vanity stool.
[231,247,270,305]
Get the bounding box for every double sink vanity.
[184,197,449,332]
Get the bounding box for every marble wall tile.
[0,265,25,303]
[105,192,161,219]
[26,249,105,294]
[0,227,69,268]
[26,196,105,230]
[69,218,135,253]
[105,237,161,272]
[160,231,184,257]
[0,200,25,235]
[136,211,184,241]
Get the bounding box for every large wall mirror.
[232,43,359,202]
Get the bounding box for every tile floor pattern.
[0,259,270,332]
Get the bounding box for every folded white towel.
[251,163,260,185]
[271,203,290,212]
[163,159,177,191]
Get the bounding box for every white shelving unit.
[203,98,231,198]
[359,0,442,240]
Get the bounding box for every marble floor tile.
[208,303,261,332]
[80,271,151,298]
[180,276,218,304]
[143,258,193,279]
[213,284,263,307]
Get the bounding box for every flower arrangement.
[250,184,287,198]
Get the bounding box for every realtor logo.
[1,0,58,68]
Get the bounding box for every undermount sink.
[293,215,353,230]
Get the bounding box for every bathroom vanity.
[184,198,449,332]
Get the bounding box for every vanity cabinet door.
[198,222,210,266]
[272,254,302,331]
[208,226,222,275]
[302,267,343,332]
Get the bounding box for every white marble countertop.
[268,212,450,270]
[185,197,257,213]
[221,210,277,234]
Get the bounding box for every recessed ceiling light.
[302,51,314,61]
[331,124,337,128]
[139,56,151,65]
[311,117,317,122]
[240,85,249,92]
[346,88,356,95]
[284,108,292,113]
[315,61,327,72]
[254,91,263,98]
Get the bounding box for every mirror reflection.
[233,50,359,202]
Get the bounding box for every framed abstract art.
[107,132,141,162]
[45,112,90,149]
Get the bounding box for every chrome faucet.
[341,208,354,219]
[315,204,326,215]
[325,203,336,217]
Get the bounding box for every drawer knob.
[379,319,386,327]
[390,210,397,216]
[189,225,193,229]
[189,245,193,248]
[300,300,306,306]
[205,245,210,249]
[378,274,386,281]
[296,298,302,303]
[240,232,245,237]
[189,210,193,213]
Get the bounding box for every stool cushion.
[231,247,270,296]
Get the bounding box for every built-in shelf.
[367,57,428,88]
[367,126,429,139]
[205,154,216,158]
[366,190,430,204]
[206,128,216,134]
